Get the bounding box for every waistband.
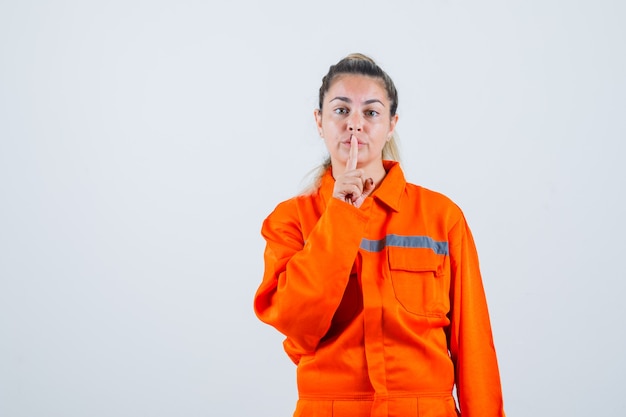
[294,394,459,417]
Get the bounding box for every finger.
[343,181,363,205]
[345,183,362,201]
[346,135,358,171]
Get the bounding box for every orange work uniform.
[254,161,505,417]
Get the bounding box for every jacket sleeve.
[447,214,506,417]
[254,197,369,362]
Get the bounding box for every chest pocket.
[387,247,448,317]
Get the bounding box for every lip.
[342,136,366,146]
[342,141,365,148]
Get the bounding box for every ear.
[314,109,323,137]
[387,114,399,141]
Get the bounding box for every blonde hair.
[304,53,401,193]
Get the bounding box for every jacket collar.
[319,160,406,212]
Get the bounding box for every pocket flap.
[388,246,443,275]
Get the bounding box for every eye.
[365,110,379,117]
[334,108,348,115]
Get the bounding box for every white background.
[1,1,625,416]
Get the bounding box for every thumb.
[353,178,374,208]
[362,178,375,198]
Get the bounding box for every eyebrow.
[329,96,386,107]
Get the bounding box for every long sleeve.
[447,215,506,417]
[254,197,370,362]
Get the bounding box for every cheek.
[322,120,342,135]
[322,136,335,149]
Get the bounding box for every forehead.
[325,74,388,102]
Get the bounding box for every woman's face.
[315,74,398,174]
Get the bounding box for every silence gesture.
[332,135,374,208]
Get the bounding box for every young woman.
[254,53,506,417]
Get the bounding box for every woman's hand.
[332,136,374,208]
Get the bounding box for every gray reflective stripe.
[360,234,449,255]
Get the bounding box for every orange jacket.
[254,161,505,417]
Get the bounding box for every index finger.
[346,135,358,171]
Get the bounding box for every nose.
[347,112,363,132]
